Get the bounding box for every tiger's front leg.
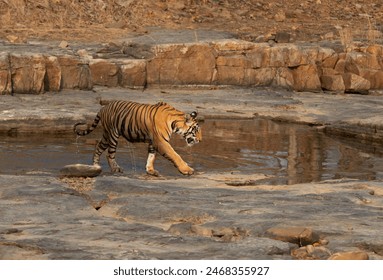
[146,144,159,176]
[157,141,194,175]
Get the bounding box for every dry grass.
[337,13,382,51]
[1,0,382,44]
[338,27,354,52]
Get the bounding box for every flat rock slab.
[60,164,102,178]
[1,173,382,260]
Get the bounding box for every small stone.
[190,225,212,237]
[291,247,309,259]
[355,4,362,9]
[6,35,20,43]
[60,164,102,178]
[328,251,369,260]
[77,49,89,57]
[309,246,332,259]
[167,222,193,235]
[265,227,320,246]
[275,32,290,43]
[319,239,329,246]
[59,41,69,48]
[274,11,286,22]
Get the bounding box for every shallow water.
[1,119,383,184]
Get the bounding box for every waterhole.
[1,119,383,185]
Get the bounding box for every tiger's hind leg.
[146,144,159,176]
[94,130,122,173]
[106,130,123,173]
[93,134,108,167]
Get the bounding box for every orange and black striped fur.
[74,100,201,176]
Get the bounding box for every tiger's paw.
[111,166,123,173]
[146,169,160,177]
[179,166,194,176]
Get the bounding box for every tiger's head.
[173,111,202,146]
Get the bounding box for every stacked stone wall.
[1,40,382,94]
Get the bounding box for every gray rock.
[1,173,383,259]
[60,164,102,178]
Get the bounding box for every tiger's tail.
[74,114,101,136]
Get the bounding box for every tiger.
[74,100,202,176]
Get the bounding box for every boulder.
[360,70,383,89]
[346,52,381,71]
[342,73,371,94]
[264,227,320,246]
[321,67,339,76]
[268,45,321,68]
[119,59,147,88]
[57,55,92,90]
[315,47,336,63]
[334,58,346,73]
[90,59,119,87]
[274,67,294,89]
[322,53,339,69]
[216,65,245,85]
[0,52,12,94]
[60,164,102,178]
[147,43,216,85]
[10,53,46,94]
[272,68,294,89]
[275,32,290,43]
[365,44,383,57]
[245,68,275,86]
[320,75,345,91]
[216,55,252,69]
[292,64,322,91]
[245,44,271,68]
[269,46,288,67]
[44,56,61,92]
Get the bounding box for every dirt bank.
[1,0,382,44]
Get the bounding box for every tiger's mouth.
[186,136,199,146]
